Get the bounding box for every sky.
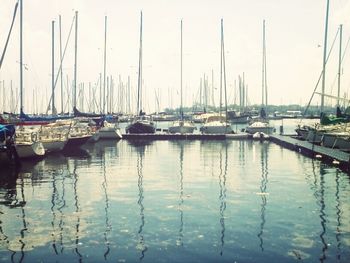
[0,0,350,114]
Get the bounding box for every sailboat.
[246,20,274,135]
[96,16,122,139]
[200,19,233,135]
[126,12,156,134]
[169,20,196,134]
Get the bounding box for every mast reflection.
[218,142,228,256]
[134,142,148,260]
[51,169,58,255]
[57,168,66,254]
[102,150,111,260]
[257,143,268,252]
[177,142,184,247]
[319,166,327,262]
[71,159,82,262]
[335,170,341,260]
[11,173,27,263]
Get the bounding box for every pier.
[122,133,251,140]
[270,134,350,172]
[122,132,350,172]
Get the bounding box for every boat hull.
[126,121,156,134]
[98,128,123,139]
[64,135,92,149]
[200,122,233,134]
[42,140,67,153]
[168,121,196,134]
[15,142,45,159]
[246,121,274,135]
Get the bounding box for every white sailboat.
[169,20,196,134]
[98,16,122,140]
[126,11,156,134]
[98,120,123,139]
[200,19,233,135]
[246,20,274,135]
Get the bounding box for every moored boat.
[98,121,122,139]
[200,115,233,134]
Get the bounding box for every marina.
[1,0,350,262]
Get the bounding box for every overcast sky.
[1,0,350,114]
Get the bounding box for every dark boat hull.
[63,135,92,150]
[126,121,156,134]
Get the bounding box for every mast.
[320,0,330,113]
[19,0,23,114]
[59,15,64,114]
[73,11,78,110]
[51,20,56,115]
[262,20,265,108]
[103,16,107,114]
[211,69,215,107]
[220,19,223,118]
[263,20,268,109]
[137,11,143,115]
[222,20,228,121]
[180,19,183,119]
[99,72,102,113]
[337,24,343,107]
[220,18,228,121]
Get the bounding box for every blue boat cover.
[0,124,15,142]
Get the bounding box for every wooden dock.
[270,134,350,172]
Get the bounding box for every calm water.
[1,120,350,263]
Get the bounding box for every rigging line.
[340,34,350,64]
[301,27,340,121]
[46,14,76,114]
[0,1,19,70]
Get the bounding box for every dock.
[121,132,350,172]
[270,134,350,172]
[122,133,252,140]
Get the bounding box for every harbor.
[1,0,350,262]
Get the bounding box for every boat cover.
[0,124,15,141]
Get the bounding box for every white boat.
[200,115,233,134]
[169,120,196,134]
[169,20,196,135]
[246,121,274,135]
[38,123,69,153]
[14,127,46,158]
[246,21,274,136]
[200,20,233,135]
[252,132,270,140]
[15,141,45,159]
[98,121,122,139]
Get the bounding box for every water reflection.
[57,165,66,254]
[169,141,186,247]
[303,159,350,262]
[135,142,147,260]
[335,170,341,260]
[319,165,328,262]
[102,150,111,260]
[71,160,82,262]
[218,143,228,256]
[257,143,269,252]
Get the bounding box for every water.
[1,120,350,262]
